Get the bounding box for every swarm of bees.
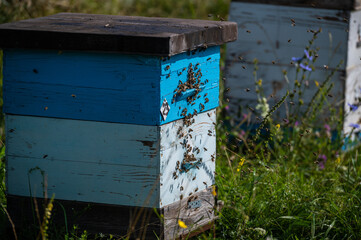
[168,60,216,200]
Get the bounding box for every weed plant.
[1,1,361,239]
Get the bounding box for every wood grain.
[163,187,216,240]
[160,110,216,207]
[232,0,361,10]
[3,47,219,125]
[0,13,237,56]
[6,114,160,208]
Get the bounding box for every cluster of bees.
[168,60,214,201]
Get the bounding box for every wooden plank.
[163,187,216,240]
[0,13,238,56]
[3,47,219,125]
[160,110,216,207]
[7,194,163,239]
[6,115,160,208]
[160,47,220,125]
[344,10,361,134]
[7,188,217,239]
[232,0,361,10]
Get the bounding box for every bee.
[242,65,246,69]
[180,186,183,191]
[290,101,295,105]
[324,65,329,69]
[189,192,193,196]
[226,98,230,102]
[205,98,209,103]
[192,176,196,181]
[246,30,251,33]
[272,61,276,64]
[204,93,208,97]
[207,57,211,61]
[288,39,292,42]
[194,188,198,192]
[44,106,48,111]
[245,88,250,92]
[208,133,212,136]
[248,106,254,112]
[174,175,178,180]
[328,94,333,98]
[182,67,186,71]
[180,194,183,200]
[165,65,170,70]
[203,182,207,185]
[33,69,38,74]
[196,165,200,169]
[191,102,195,106]
[43,154,48,159]
[207,112,211,117]
[225,88,230,92]
[166,73,171,78]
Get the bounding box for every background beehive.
[225,0,361,134]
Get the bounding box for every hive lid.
[232,0,361,10]
[0,13,237,56]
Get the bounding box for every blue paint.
[3,46,220,125]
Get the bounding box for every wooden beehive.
[0,13,237,239]
[225,0,361,134]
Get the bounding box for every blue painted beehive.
[0,13,237,239]
[225,0,361,133]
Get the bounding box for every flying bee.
[225,88,230,92]
[245,88,250,92]
[288,39,291,42]
[246,30,251,33]
[242,65,246,69]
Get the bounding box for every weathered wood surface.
[0,13,237,56]
[163,187,216,240]
[232,0,361,10]
[7,194,163,239]
[225,2,348,119]
[6,114,160,208]
[7,187,217,239]
[3,47,219,126]
[344,10,361,134]
[6,110,216,208]
[160,109,216,207]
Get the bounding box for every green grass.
[1,0,361,239]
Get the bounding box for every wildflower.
[315,81,319,87]
[300,63,312,71]
[212,186,217,196]
[225,105,230,111]
[257,79,262,86]
[255,97,270,118]
[336,156,341,164]
[347,103,358,112]
[276,124,280,129]
[324,124,331,132]
[304,49,313,61]
[294,121,299,127]
[349,123,360,129]
[178,220,187,229]
[318,154,327,170]
[291,56,303,62]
